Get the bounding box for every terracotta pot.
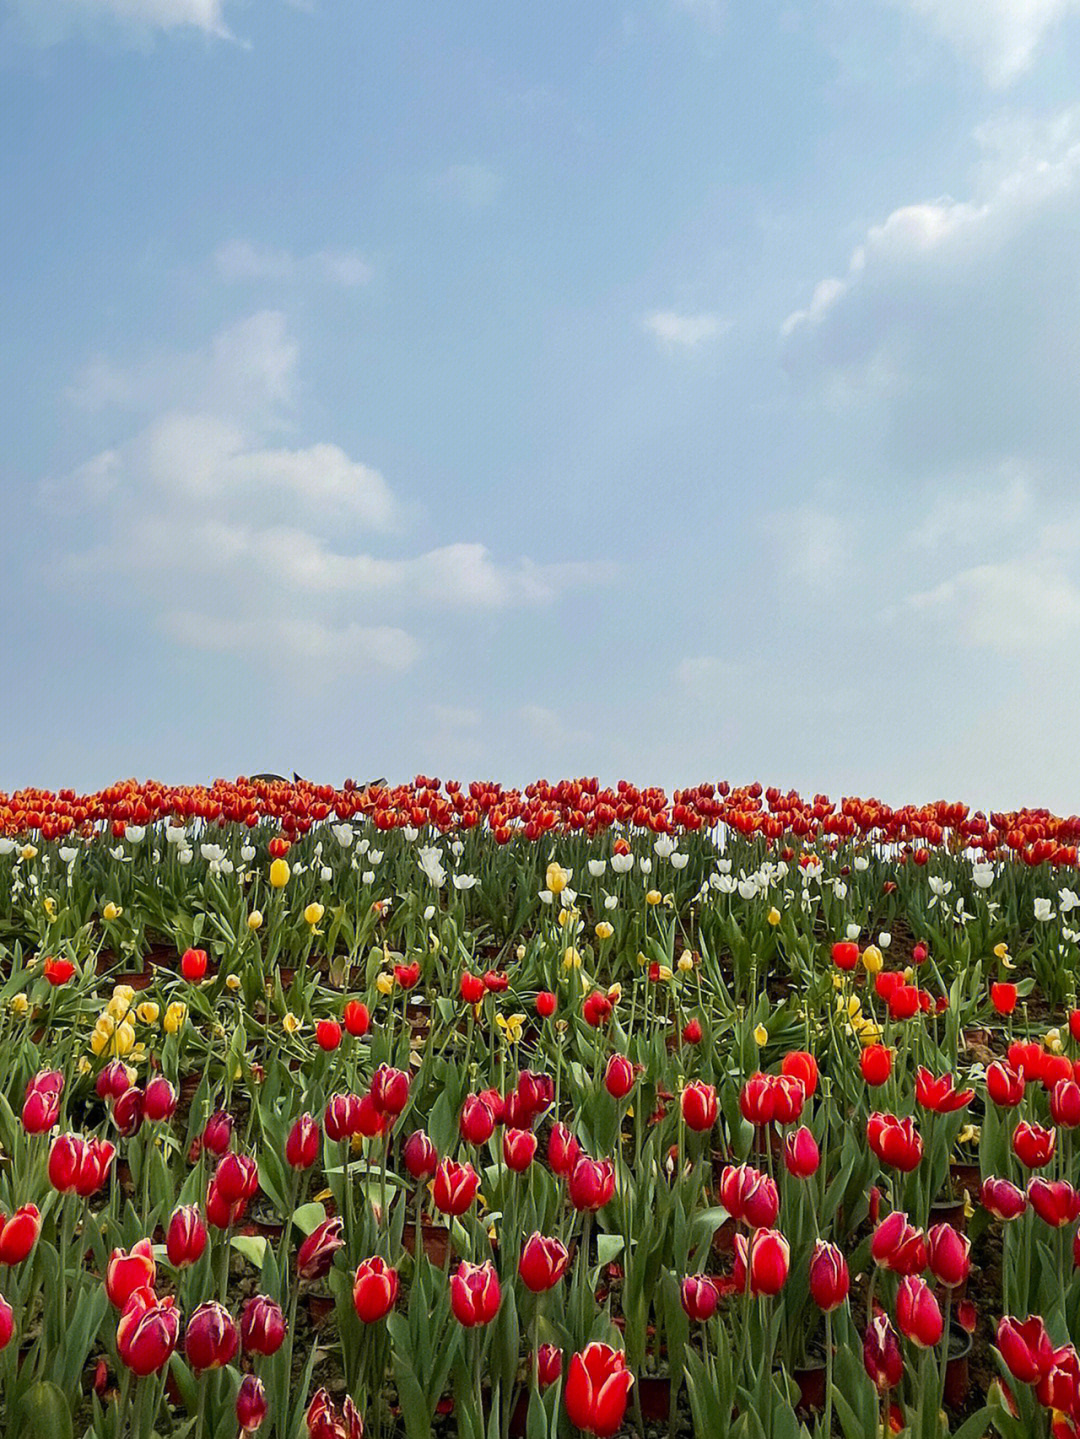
[793,1361,827,1411]
[305,1293,335,1324]
[944,1325,972,1408]
[930,1198,966,1231]
[507,1392,530,1438]
[949,1162,982,1195]
[402,1222,453,1268]
[712,1217,736,1254]
[637,1377,672,1421]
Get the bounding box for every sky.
[3,0,1080,810]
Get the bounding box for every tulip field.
[6,778,1080,1438]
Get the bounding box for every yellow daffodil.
[304,902,325,927]
[645,890,662,906]
[767,906,781,926]
[269,859,290,889]
[282,1012,301,1035]
[861,945,883,975]
[563,946,582,970]
[754,1023,769,1045]
[135,1001,160,1024]
[375,971,394,995]
[546,862,568,895]
[163,1002,187,1034]
[595,921,614,941]
[9,993,29,1016]
[247,910,263,931]
[993,942,1009,960]
[103,902,122,922]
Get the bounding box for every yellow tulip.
[20,844,38,861]
[43,897,57,921]
[767,907,781,926]
[562,946,582,970]
[225,974,241,991]
[90,1028,109,1056]
[861,945,883,975]
[247,910,263,931]
[163,1002,187,1034]
[645,890,662,906]
[103,902,122,922]
[136,1001,160,1024]
[9,993,29,1016]
[678,951,695,972]
[282,1012,301,1035]
[304,902,325,926]
[595,921,614,941]
[754,1023,769,1045]
[113,1021,136,1056]
[546,862,568,895]
[269,859,290,889]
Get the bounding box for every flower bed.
[1,776,1080,1436]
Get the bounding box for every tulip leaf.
[15,1381,73,1439]
[595,1232,624,1265]
[230,1234,267,1266]
[291,1200,327,1235]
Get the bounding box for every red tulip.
[536,1344,563,1388]
[143,1076,178,1123]
[402,1130,438,1181]
[0,1295,12,1351]
[116,1289,180,1376]
[96,1060,132,1101]
[1050,1080,1080,1128]
[831,941,859,970]
[181,947,207,982]
[871,1211,927,1275]
[867,1113,923,1172]
[603,1054,636,1100]
[460,1094,497,1146]
[991,983,1017,1015]
[0,1205,41,1266]
[1013,1120,1057,1170]
[316,1021,342,1051]
[739,1073,778,1127]
[1070,1010,1080,1044]
[746,1228,789,1296]
[982,1177,1028,1221]
[519,1234,570,1293]
[503,1128,537,1172]
[43,957,76,986]
[22,1070,63,1134]
[808,1240,849,1312]
[719,1164,779,1229]
[432,1159,480,1216]
[986,1061,1025,1108]
[567,1156,616,1212]
[166,1205,208,1268]
[582,991,613,1027]
[548,1123,582,1176]
[240,1295,286,1356]
[896,1274,943,1348]
[863,1313,903,1391]
[112,1087,145,1138]
[352,1257,399,1322]
[343,1000,370,1036]
[370,1064,410,1116]
[202,1110,234,1155]
[781,1050,819,1097]
[536,990,557,1018]
[680,1274,719,1321]
[305,1389,365,1439]
[237,1374,268,1433]
[783,1126,819,1178]
[860,1045,893,1086]
[213,1151,260,1204]
[915,1067,974,1114]
[393,962,421,990]
[1028,1178,1080,1229]
[106,1238,155,1308]
[285,1114,321,1170]
[51,1134,115,1197]
[461,972,486,1004]
[296,1217,345,1280]
[206,1179,246,1231]
[450,1260,501,1327]
[324,1093,360,1143]
[997,1314,1057,1384]
[185,1301,238,1371]
[564,1343,634,1438]
[681,1081,718,1132]
[888,984,921,1020]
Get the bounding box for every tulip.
[116,1289,180,1376]
[352,1257,399,1322]
[305,1389,365,1439]
[982,1177,1028,1222]
[185,1301,238,1371]
[808,1240,849,1312]
[49,1134,114,1196]
[402,1130,438,1181]
[603,1054,636,1100]
[143,1076,178,1123]
[237,1374,268,1433]
[96,1060,132,1101]
[739,1073,777,1127]
[519,1234,570,1293]
[166,1205,208,1268]
[915,1067,974,1113]
[316,1020,342,1051]
[22,1071,63,1133]
[461,972,486,1004]
[269,858,290,888]
[986,1061,1025,1108]
[680,1274,719,1321]
[515,1070,554,1123]
[536,990,557,1018]
[831,941,859,970]
[286,1114,321,1170]
[106,1238,155,1308]
[682,1017,703,1044]
[991,983,1018,1015]
[536,1344,563,1388]
[450,1260,502,1326]
[568,1157,616,1212]
[867,1113,923,1172]
[681,1081,718,1132]
[202,1110,234,1155]
[325,1093,361,1143]
[43,957,76,985]
[771,1075,807,1124]
[213,1152,260,1204]
[783,1126,820,1178]
[1050,1080,1080,1128]
[1013,1120,1057,1170]
[719,1164,779,1229]
[394,962,421,989]
[582,991,613,1027]
[297,1217,345,1281]
[896,1274,943,1348]
[0,1205,42,1266]
[112,1086,145,1138]
[1027,1178,1080,1228]
[432,1159,480,1216]
[863,1313,903,1391]
[370,1064,410,1117]
[343,1000,370,1036]
[206,1179,246,1230]
[548,1123,582,1176]
[459,1094,497,1146]
[871,1212,927,1276]
[180,947,207,982]
[781,1050,819,1097]
[240,1295,287,1356]
[746,1228,789,1296]
[503,1128,537,1172]
[0,1294,12,1350]
[997,1314,1057,1384]
[564,1343,634,1438]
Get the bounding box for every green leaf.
[230,1234,267,1267]
[15,1381,74,1439]
[595,1233,624,1265]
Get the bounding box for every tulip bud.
[680,1081,718,1132]
[106,1238,155,1309]
[96,1060,132,1102]
[370,1064,410,1117]
[459,1094,496,1146]
[237,1374,268,1433]
[518,1234,570,1293]
[503,1127,537,1173]
[548,1122,581,1176]
[603,1055,636,1100]
[432,1158,480,1216]
[166,1205,208,1269]
[782,1126,820,1178]
[0,1294,13,1351]
[185,1301,238,1371]
[112,1086,145,1138]
[896,1274,943,1348]
[402,1130,438,1181]
[240,1295,286,1356]
[202,1110,234,1156]
[680,1274,719,1321]
[747,1229,789,1296]
[567,1156,616,1212]
[343,1000,370,1036]
[450,1260,501,1327]
[536,991,557,1018]
[143,1076,178,1123]
[536,1344,562,1388]
[863,1313,903,1391]
[0,1204,42,1266]
[285,1114,321,1170]
[808,1240,849,1312]
[116,1290,180,1376]
[981,1177,1028,1222]
[180,948,207,982]
[296,1217,345,1281]
[315,1020,342,1051]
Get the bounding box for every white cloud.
[904,556,1080,654]
[885,0,1080,85]
[214,241,373,288]
[6,0,237,44]
[518,704,591,749]
[430,163,502,208]
[908,464,1032,549]
[643,310,726,351]
[430,704,482,729]
[769,504,849,587]
[161,613,419,672]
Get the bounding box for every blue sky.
[3,0,1080,808]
